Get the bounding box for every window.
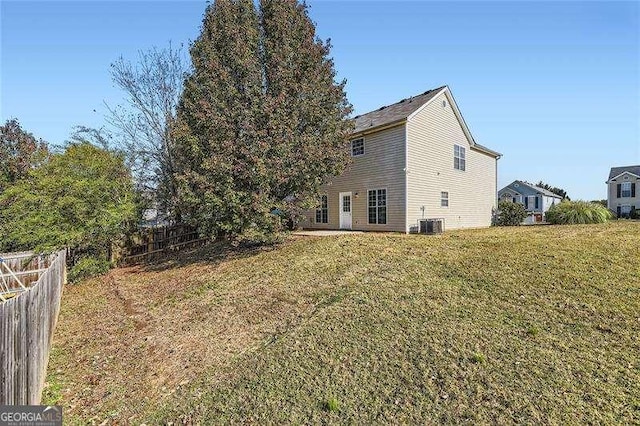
[368,189,387,224]
[342,195,351,212]
[315,195,328,223]
[351,138,365,157]
[621,182,632,198]
[441,191,449,207]
[526,196,536,210]
[621,205,632,215]
[454,144,466,171]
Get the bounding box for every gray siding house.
[607,165,639,217]
[303,85,501,233]
[498,181,563,223]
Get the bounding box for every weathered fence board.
[0,250,65,405]
[0,252,52,294]
[122,224,207,264]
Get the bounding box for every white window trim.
[441,191,449,207]
[621,181,632,198]
[367,187,387,225]
[351,137,365,157]
[454,144,466,171]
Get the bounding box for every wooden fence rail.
[121,224,207,264]
[0,250,66,405]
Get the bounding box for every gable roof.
[608,165,640,181]
[352,85,501,158]
[527,183,563,198]
[502,180,563,198]
[353,86,445,134]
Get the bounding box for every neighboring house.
[606,165,639,217]
[303,85,501,233]
[498,180,563,223]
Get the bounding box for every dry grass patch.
[45,222,640,424]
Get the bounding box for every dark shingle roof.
[353,86,446,134]
[608,165,640,180]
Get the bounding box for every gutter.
[351,119,407,138]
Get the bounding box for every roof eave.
[608,171,640,182]
[471,145,502,159]
[408,86,501,159]
[351,118,407,137]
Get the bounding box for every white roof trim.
[505,180,562,198]
[499,188,523,196]
[608,171,640,182]
[406,86,448,121]
[407,86,499,158]
[539,192,563,199]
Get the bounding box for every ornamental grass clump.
[545,201,613,225]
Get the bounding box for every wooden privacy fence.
[122,223,207,264]
[0,250,66,405]
[0,252,55,301]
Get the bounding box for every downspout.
[404,122,409,234]
[495,154,501,214]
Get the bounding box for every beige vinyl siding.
[608,174,640,211]
[303,124,406,232]
[406,91,497,231]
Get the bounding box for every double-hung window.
[454,144,466,171]
[621,182,632,198]
[368,189,387,224]
[351,138,365,157]
[441,191,449,207]
[315,195,328,223]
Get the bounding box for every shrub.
[68,256,111,284]
[494,200,527,226]
[545,201,613,225]
[630,209,640,220]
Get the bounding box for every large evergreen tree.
[261,0,353,201]
[173,0,353,239]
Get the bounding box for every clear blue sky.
[1,1,638,200]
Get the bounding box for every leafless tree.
[106,43,188,221]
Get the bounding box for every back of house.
[303,85,501,233]
[607,165,639,217]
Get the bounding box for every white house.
[607,165,639,217]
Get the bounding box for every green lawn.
[45,222,640,424]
